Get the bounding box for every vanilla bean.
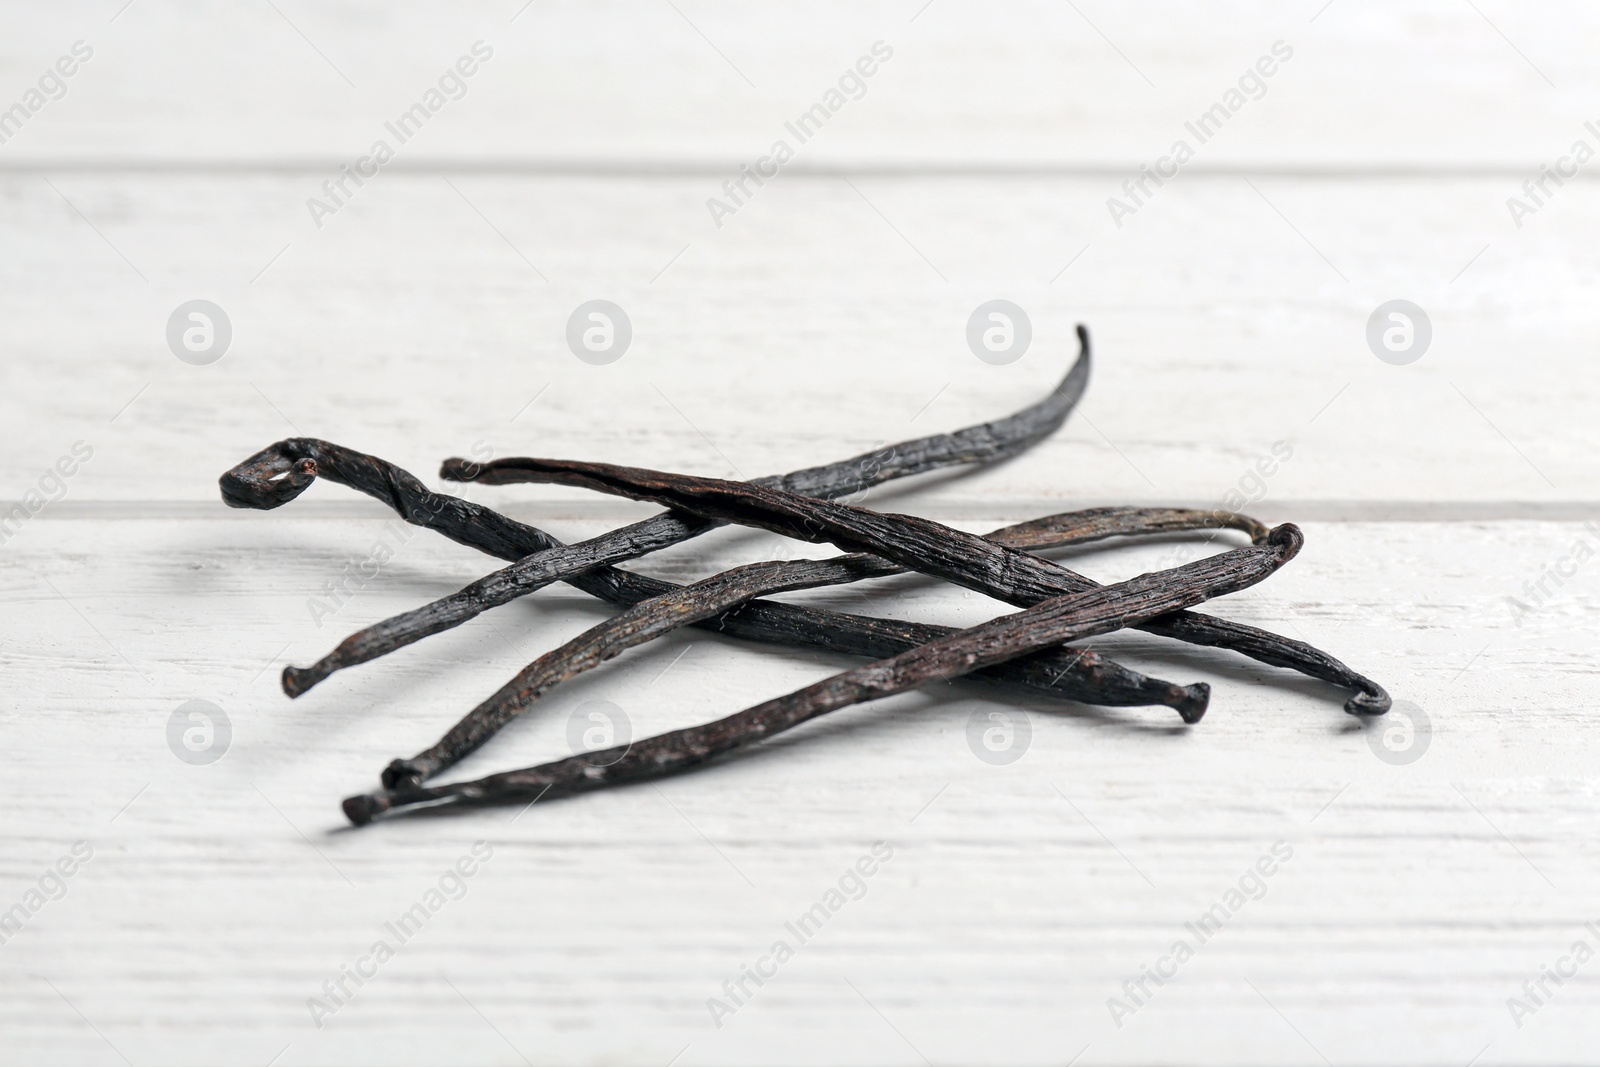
[289,497,1257,710]
[220,441,1210,718]
[987,507,1267,549]
[253,330,1090,695]
[383,506,1265,789]
[220,334,1208,716]
[447,457,1390,717]
[344,525,1303,824]
[385,557,910,789]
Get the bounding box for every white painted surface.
[1,3,1597,1065]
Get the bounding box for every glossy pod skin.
[246,327,1093,695]
[220,329,1214,719]
[445,455,1390,719]
[344,525,1305,825]
[218,323,1388,830]
[380,505,1274,792]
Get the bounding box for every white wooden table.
[3,3,1598,1063]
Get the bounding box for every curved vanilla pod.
[381,506,1268,789]
[987,507,1268,548]
[256,329,1092,695]
[224,331,1205,718]
[220,441,1215,719]
[343,525,1304,825]
[448,457,1390,717]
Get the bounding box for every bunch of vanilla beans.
[221,327,1389,826]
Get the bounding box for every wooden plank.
[0,514,1595,1062]
[0,1,1591,167]
[0,174,1592,507]
[3,3,1595,1061]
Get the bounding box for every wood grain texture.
[0,1,1592,166]
[2,1,1597,1063]
[2,516,1597,1064]
[0,173,1595,508]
